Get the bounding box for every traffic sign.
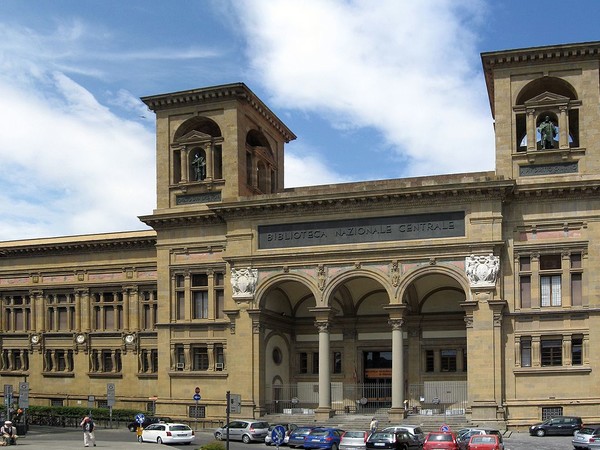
[193,393,201,401]
[18,382,29,409]
[440,424,450,432]
[135,413,145,424]
[271,425,286,446]
[195,387,200,394]
[107,383,116,407]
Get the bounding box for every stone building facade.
[1,41,600,429]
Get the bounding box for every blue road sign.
[193,393,201,401]
[135,413,145,424]
[271,425,286,446]
[440,424,449,432]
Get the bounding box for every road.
[15,426,576,450]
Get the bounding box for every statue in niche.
[465,254,499,287]
[537,116,557,149]
[191,152,206,181]
[231,267,258,299]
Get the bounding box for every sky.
[0,0,598,241]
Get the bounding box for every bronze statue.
[191,153,206,181]
[537,116,557,149]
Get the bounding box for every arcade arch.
[258,265,469,415]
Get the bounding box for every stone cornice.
[211,178,515,218]
[481,41,600,117]
[141,82,296,143]
[0,232,156,258]
[138,210,225,229]
[513,178,600,199]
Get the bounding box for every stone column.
[205,143,213,181]
[180,147,189,183]
[559,106,569,149]
[390,319,404,410]
[316,319,332,418]
[123,286,131,331]
[527,109,536,151]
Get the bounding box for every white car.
[140,422,195,445]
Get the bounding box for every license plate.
[178,433,187,437]
[374,444,385,447]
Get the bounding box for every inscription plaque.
[258,211,464,249]
[520,162,578,177]
[176,192,222,204]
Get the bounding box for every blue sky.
[0,0,598,240]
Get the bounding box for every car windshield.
[580,427,600,434]
[310,430,330,437]
[171,425,190,431]
[429,434,452,441]
[253,422,269,429]
[471,436,497,444]
[344,432,366,438]
[371,433,394,440]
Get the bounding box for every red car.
[423,432,459,450]
[467,434,502,450]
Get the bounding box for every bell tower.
[482,41,600,180]
[142,83,296,212]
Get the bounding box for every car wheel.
[215,432,223,441]
[536,429,545,437]
[157,436,163,444]
[243,434,252,444]
[331,444,338,450]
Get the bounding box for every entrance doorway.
[363,351,392,409]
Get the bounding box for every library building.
[1,40,600,429]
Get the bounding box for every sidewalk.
[13,425,180,448]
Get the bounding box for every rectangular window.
[520,256,531,272]
[176,291,185,320]
[520,338,532,367]
[50,398,64,407]
[463,349,467,372]
[440,350,457,372]
[192,347,209,371]
[572,337,583,365]
[188,405,206,419]
[520,275,531,308]
[541,275,561,307]
[571,273,582,306]
[542,406,563,420]
[541,339,562,366]
[193,291,208,319]
[571,253,582,269]
[299,352,308,374]
[425,350,434,372]
[102,351,113,372]
[540,254,561,270]
[333,352,342,374]
[215,345,224,368]
[312,352,319,374]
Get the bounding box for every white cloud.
[0,26,155,240]
[284,143,353,188]
[231,0,494,178]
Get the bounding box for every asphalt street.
[13,426,576,450]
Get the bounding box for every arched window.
[515,77,579,152]
[246,129,276,193]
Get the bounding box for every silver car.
[339,430,369,450]
[573,426,600,449]
[215,420,270,443]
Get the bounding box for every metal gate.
[407,381,467,415]
[266,383,393,415]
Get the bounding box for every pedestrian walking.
[370,417,378,434]
[80,416,96,447]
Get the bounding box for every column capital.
[388,319,404,330]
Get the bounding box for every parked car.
[365,430,421,450]
[529,415,583,436]
[266,423,299,446]
[303,427,345,450]
[288,426,316,448]
[457,429,503,450]
[573,425,600,449]
[423,432,459,450]
[214,420,270,443]
[127,416,173,432]
[139,422,195,445]
[340,430,369,450]
[381,426,426,444]
[587,434,600,449]
[466,434,501,450]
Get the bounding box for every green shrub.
[200,441,226,450]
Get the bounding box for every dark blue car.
[288,426,316,448]
[303,427,345,450]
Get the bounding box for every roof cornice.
[481,41,600,118]
[141,82,296,143]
